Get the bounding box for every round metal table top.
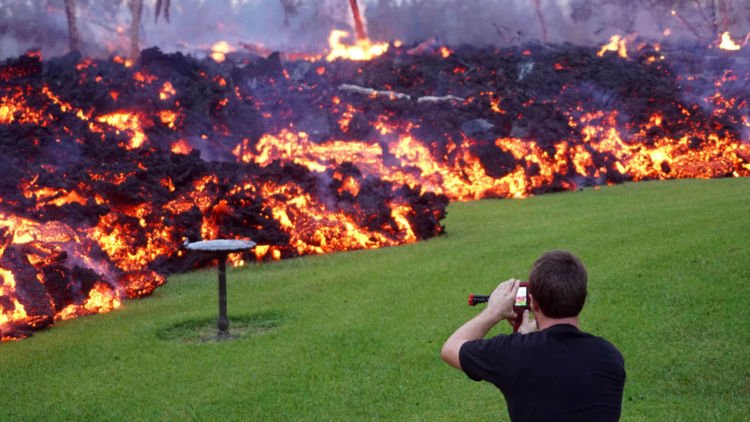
[184,239,257,253]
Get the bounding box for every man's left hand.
[486,278,522,321]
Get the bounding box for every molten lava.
[1,33,748,341]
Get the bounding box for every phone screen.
[515,286,528,307]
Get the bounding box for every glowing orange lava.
[326,30,389,61]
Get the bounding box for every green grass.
[2,178,749,421]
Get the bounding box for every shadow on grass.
[156,311,286,344]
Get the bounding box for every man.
[441,250,625,421]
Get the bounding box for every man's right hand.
[517,310,538,334]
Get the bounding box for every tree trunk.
[716,0,732,33]
[533,0,548,43]
[129,0,144,61]
[348,0,367,41]
[64,0,80,53]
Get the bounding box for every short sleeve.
[459,335,516,388]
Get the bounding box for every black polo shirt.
[459,324,625,421]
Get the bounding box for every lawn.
[1,178,749,421]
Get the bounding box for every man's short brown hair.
[528,250,587,318]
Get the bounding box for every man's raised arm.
[441,279,520,369]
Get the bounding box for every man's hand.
[517,309,538,334]
[441,278,527,370]
[486,278,522,321]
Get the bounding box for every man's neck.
[536,315,579,330]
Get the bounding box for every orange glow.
[113,56,133,67]
[133,71,157,85]
[0,212,135,334]
[489,94,506,114]
[27,187,87,208]
[96,111,146,149]
[0,89,45,124]
[0,268,28,327]
[597,35,629,58]
[326,30,389,61]
[3,34,750,342]
[56,283,121,320]
[171,139,193,154]
[718,32,741,51]
[159,81,177,100]
[159,110,179,128]
[210,41,233,62]
[257,180,411,255]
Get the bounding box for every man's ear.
[529,294,540,312]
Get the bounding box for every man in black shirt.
[441,250,625,421]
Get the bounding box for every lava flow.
[1,29,749,341]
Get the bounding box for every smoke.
[1,1,749,61]
[366,0,750,47]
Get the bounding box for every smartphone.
[513,282,529,311]
[511,282,529,332]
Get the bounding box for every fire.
[159,81,177,100]
[718,32,741,51]
[170,139,193,154]
[159,110,179,128]
[57,283,121,321]
[133,70,158,85]
[96,111,147,149]
[26,187,87,208]
[0,269,28,327]
[0,89,45,124]
[0,212,135,340]
[210,41,233,62]
[258,180,411,255]
[326,30,389,61]
[113,56,133,68]
[597,35,629,58]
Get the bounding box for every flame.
[0,268,28,327]
[210,41,233,62]
[133,70,158,85]
[718,32,741,51]
[56,283,121,321]
[170,139,193,154]
[0,212,134,339]
[258,180,410,255]
[159,81,176,100]
[597,35,629,59]
[25,186,87,208]
[326,30,389,61]
[113,56,133,68]
[0,89,45,124]
[159,110,179,128]
[96,111,147,149]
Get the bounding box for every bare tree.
[64,0,80,52]
[155,0,171,23]
[128,0,171,60]
[129,0,143,60]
